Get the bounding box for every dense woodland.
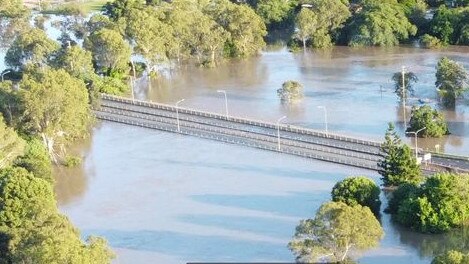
[1,0,469,263]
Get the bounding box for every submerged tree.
[435,57,469,106]
[277,81,304,103]
[331,176,381,215]
[289,202,384,263]
[392,70,418,98]
[407,105,449,138]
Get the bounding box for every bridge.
[94,94,469,173]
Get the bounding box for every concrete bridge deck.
[95,94,469,173]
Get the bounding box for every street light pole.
[317,106,328,136]
[1,70,11,82]
[175,99,185,133]
[406,127,426,159]
[217,90,228,118]
[130,76,135,101]
[402,66,407,130]
[277,116,287,151]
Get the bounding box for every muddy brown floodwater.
[30,45,469,263]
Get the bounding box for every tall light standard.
[217,89,229,118]
[317,106,328,136]
[406,127,426,159]
[401,66,407,130]
[175,99,185,133]
[1,70,11,82]
[276,116,287,151]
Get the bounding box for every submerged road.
[94,94,469,173]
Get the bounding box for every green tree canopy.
[0,81,22,127]
[289,201,384,263]
[407,105,449,137]
[277,80,304,103]
[209,0,267,57]
[378,123,422,187]
[392,70,418,98]
[395,173,469,233]
[0,116,25,169]
[5,28,60,70]
[53,45,95,80]
[0,0,27,18]
[19,69,91,160]
[331,176,381,214]
[126,7,173,67]
[256,0,295,24]
[435,57,469,106]
[0,167,113,263]
[347,0,417,46]
[294,8,318,49]
[14,138,53,184]
[432,250,469,264]
[84,28,131,74]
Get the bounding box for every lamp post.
[276,116,287,151]
[402,66,407,130]
[175,99,185,133]
[406,127,426,159]
[217,90,228,118]
[1,70,11,82]
[317,106,328,136]
[130,76,135,101]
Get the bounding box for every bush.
[432,250,469,264]
[386,183,419,214]
[394,173,469,233]
[277,81,304,103]
[14,138,53,184]
[407,105,449,138]
[63,155,82,167]
[420,34,444,49]
[331,176,381,214]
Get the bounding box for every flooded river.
[54,47,469,263]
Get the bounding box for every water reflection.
[136,46,469,155]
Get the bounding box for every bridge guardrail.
[95,111,378,171]
[100,94,383,148]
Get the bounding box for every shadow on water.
[176,214,296,240]
[82,229,292,262]
[144,157,365,183]
[189,192,324,218]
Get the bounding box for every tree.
[256,0,295,24]
[103,0,143,21]
[84,28,131,74]
[0,0,27,18]
[298,0,350,48]
[392,71,418,98]
[407,105,449,137]
[432,250,469,264]
[378,123,422,187]
[331,176,381,214]
[420,34,444,49]
[277,81,304,103]
[0,81,22,127]
[294,8,318,49]
[430,6,459,45]
[5,28,59,70]
[395,173,469,233]
[0,167,114,263]
[53,45,95,80]
[20,69,91,160]
[209,0,267,57]
[435,57,469,106]
[14,138,53,184]
[347,1,417,46]
[0,116,25,169]
[125,7,173,68]
[386,182,420,213]
[289,202,384,263]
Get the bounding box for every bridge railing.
[94,110,379,171]
[100,94,382,148]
